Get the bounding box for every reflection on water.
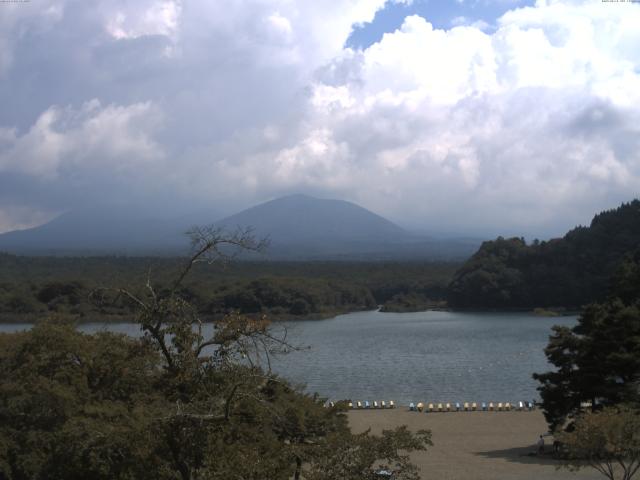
[0,310,575,405]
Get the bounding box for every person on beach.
[537,435,545,455]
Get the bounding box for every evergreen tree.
[534,252,640,431]
[449,200,640,309]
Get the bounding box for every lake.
[0,310,575,406]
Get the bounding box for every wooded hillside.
[448,200,640,309]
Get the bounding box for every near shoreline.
[348,409,599,480]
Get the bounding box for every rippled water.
[269,310,576,405]
[0,310,575,405]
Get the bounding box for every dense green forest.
[0,254,457,322]
[0,230,432,479]
[448,200,640,309]
[4,200,637,320]
[531,250,640,480]
[533,249,640,430]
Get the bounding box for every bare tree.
[93,226,280,372]
[87,225,432,480]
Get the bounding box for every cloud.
[451,16,491,30]
[0,1,64,77]
[274,0,640,234]
[0,205,57,234]
[0,0,639,236]
[106,1,181,41]
[0,100,164,178]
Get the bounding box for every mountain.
[0,207,203,255]
[217,194,406,243]
[216,194,479,260]
[448,199,640,309]
[0,195,481,259]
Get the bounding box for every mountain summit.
[0,195,480,259]
[214,194,480,259]
[217,194,408,244]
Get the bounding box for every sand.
[348,409,602,480]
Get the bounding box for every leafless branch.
[170,225,269,295]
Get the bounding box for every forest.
[0,254,457,323]
[1,200,639,322]
[448,200,640,310]
[0,230,432,479]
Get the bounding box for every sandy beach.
[348,409,601,480]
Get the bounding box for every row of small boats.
[327,400,396,409]
[326,400,536,411]
[350,400,395,409]
[408,401,535,412]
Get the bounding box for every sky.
[0,0,639,238]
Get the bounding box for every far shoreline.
[0,305,582,325]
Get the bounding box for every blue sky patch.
[346,0,535,49]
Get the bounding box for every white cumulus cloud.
[0,100,164,178]
[0,0,639,236]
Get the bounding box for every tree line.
[0,228,432,480]
[0,254,457,322]
[449,200,640,309]
[534,249,640,479]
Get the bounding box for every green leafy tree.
[0,226,432,480]
[0,319,162,480]
[557,405,640,480]
[611,250,640,305]
[305,426,432,480]
[534,301,640,430]
[534,252,640,430]
[449,200,640,309]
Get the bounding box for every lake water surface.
[1,310,575,406]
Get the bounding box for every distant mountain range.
[0,208,196,256]
[0,195,481,260]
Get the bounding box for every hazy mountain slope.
[0,208,198,255]
[0,196,481,259]
[216,194,480,259]
[217,194,409,244]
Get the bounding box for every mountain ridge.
[0,195,480,260]
[216,194,411,244]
